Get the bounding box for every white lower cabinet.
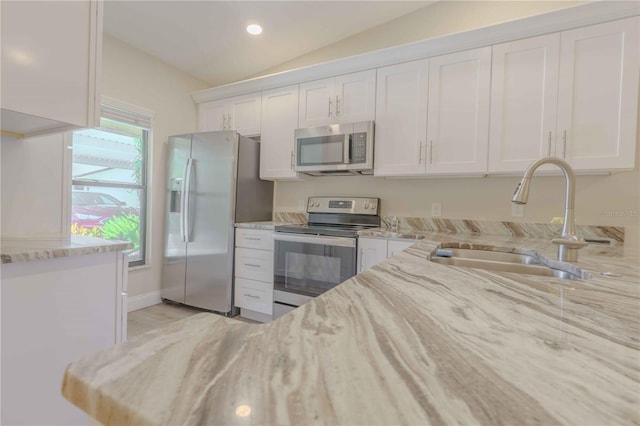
[234,228,274,322]
[358,237,388,272]
[387,240,416,258]
[358,237,416,273]
[234,277,273,315]
[1,251,127,425]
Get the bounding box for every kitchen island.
[62,230,639,425]
[2,236,131,425]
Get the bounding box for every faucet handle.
[551,238,589,249]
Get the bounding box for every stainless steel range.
[273,196,380,318]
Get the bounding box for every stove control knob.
[314,202,320,207]
[364,203,370,209]
[371,202,377,210]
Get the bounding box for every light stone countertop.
[62,231,639,425]
[1,235,132,264]
[234,221,279,230]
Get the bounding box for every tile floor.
[127,302,257,338]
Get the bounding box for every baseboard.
[127,290,162,312]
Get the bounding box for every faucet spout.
[511,157,587,262]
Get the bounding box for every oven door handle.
[274,233,356,248]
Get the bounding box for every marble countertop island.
[1,235,132,264]
[62,231,639,425]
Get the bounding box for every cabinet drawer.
[234,277,273,315]
[235,228,273,250]
[235,247,274,282]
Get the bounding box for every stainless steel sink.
[430,248,585,280]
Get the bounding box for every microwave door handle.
[343,134,351,164]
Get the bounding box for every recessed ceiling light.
[246,24,263,35]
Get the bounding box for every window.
[70,101,152,266]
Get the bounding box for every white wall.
[252,0,586,78]
[101,35,209,298]
[268,0,639,250]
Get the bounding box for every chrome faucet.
[512,157,587,262]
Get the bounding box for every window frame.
[70,97,154,268]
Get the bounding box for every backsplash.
[273,211,307,224]
[273,212,625,243]
[380,217,625,243]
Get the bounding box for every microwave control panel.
[351,132,367,164]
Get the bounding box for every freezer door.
[161,134,192,304]
[184,131,238,312]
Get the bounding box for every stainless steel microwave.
[294,121,374,176]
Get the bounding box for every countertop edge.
[1,236,132,264]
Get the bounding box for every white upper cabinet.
[374,59,429,176]
[298,70,376,128]
[557,17,639,171]
[489,34,560,173]
[1,0,101,138]
[375,48,491,177]
[260,85,302,180]
[426,47,492,175]
[489,17,639,174]
[198,93,261,136]
[198,100,226,132]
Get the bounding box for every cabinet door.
[387,240,415,257]
[489,34,560,173]
[357,238,388,273]
[1,0,100,134]
[228,93,262,136]
[260,85,301,180]
[374,59,429,176]
[557,17,639,171]
[298,77,334,128]
[198,100,226,132]
[335,70,376,124]
[427,47,491,175]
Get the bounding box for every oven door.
[273,233,357,297]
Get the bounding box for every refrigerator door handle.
[183,158,194,243]
[180,159,189,242]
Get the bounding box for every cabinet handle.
[328,97,333,117]
[418,142,423,164]
[547,132,552,157]
[244,263,261,268]
[244,294,260,299]
[429,140,433,165]
[335,96,340,116]
[562,130,567,159]
[245,237,262,241]
[290,150,295,169]
[359,248,363,271]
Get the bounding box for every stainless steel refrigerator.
[162,131,273,314]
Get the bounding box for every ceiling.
[103,1,435,87]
